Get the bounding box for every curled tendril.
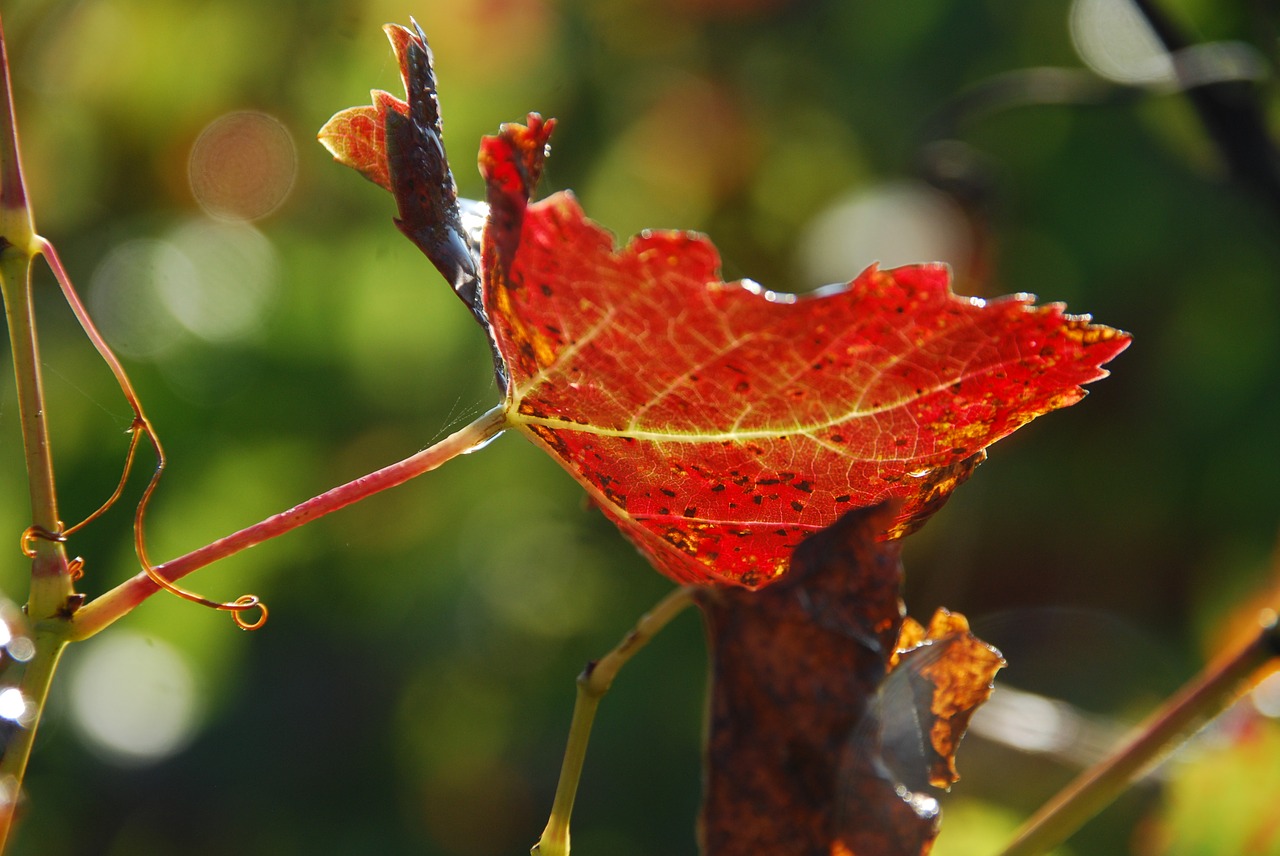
[20,524,66,558]
[61,418,145,543]
[21,525,84,580]
[228,595,268,631]
[34,237,269,631]
[132,423,269,631]
[19,419,145,587]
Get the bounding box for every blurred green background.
[2,0,1279,853]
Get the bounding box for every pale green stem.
[0,34,73,620]
[533,585,697,856]
[998,610,1280,856]
[0,19,77,854]
[1,251,74,619]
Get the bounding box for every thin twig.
[34,239,267,626]
[0,17,76,855]
[533,585,698,856]
[998,610,1280,856]
[0,22,72,622]
[69,404,509,640]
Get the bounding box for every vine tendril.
[19,523,64,557]
[61,417,145,541]
[35,237,268,630]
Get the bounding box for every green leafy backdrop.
[2,0,1278,853]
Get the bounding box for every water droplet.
[462,429,504,455]
[4,636,34,664]
[0,689,26,724]
[897,786,940,820]
[0,601,33,663]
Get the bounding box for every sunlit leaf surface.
[480,121,1128,587]
[321,21,1130,592]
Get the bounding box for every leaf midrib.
[508,351,1024,447]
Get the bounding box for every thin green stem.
[70,404,509,640]
[998,610,1280,856]
[533,585,697,856]
[0,18,77,856]
[0,16,72,620]
[0,252,73,618]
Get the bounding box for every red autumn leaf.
[478,121,1128,588]
[320,24,1131,591]
[697,501,1003,856]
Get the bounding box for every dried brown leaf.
[697,503,1002,855]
